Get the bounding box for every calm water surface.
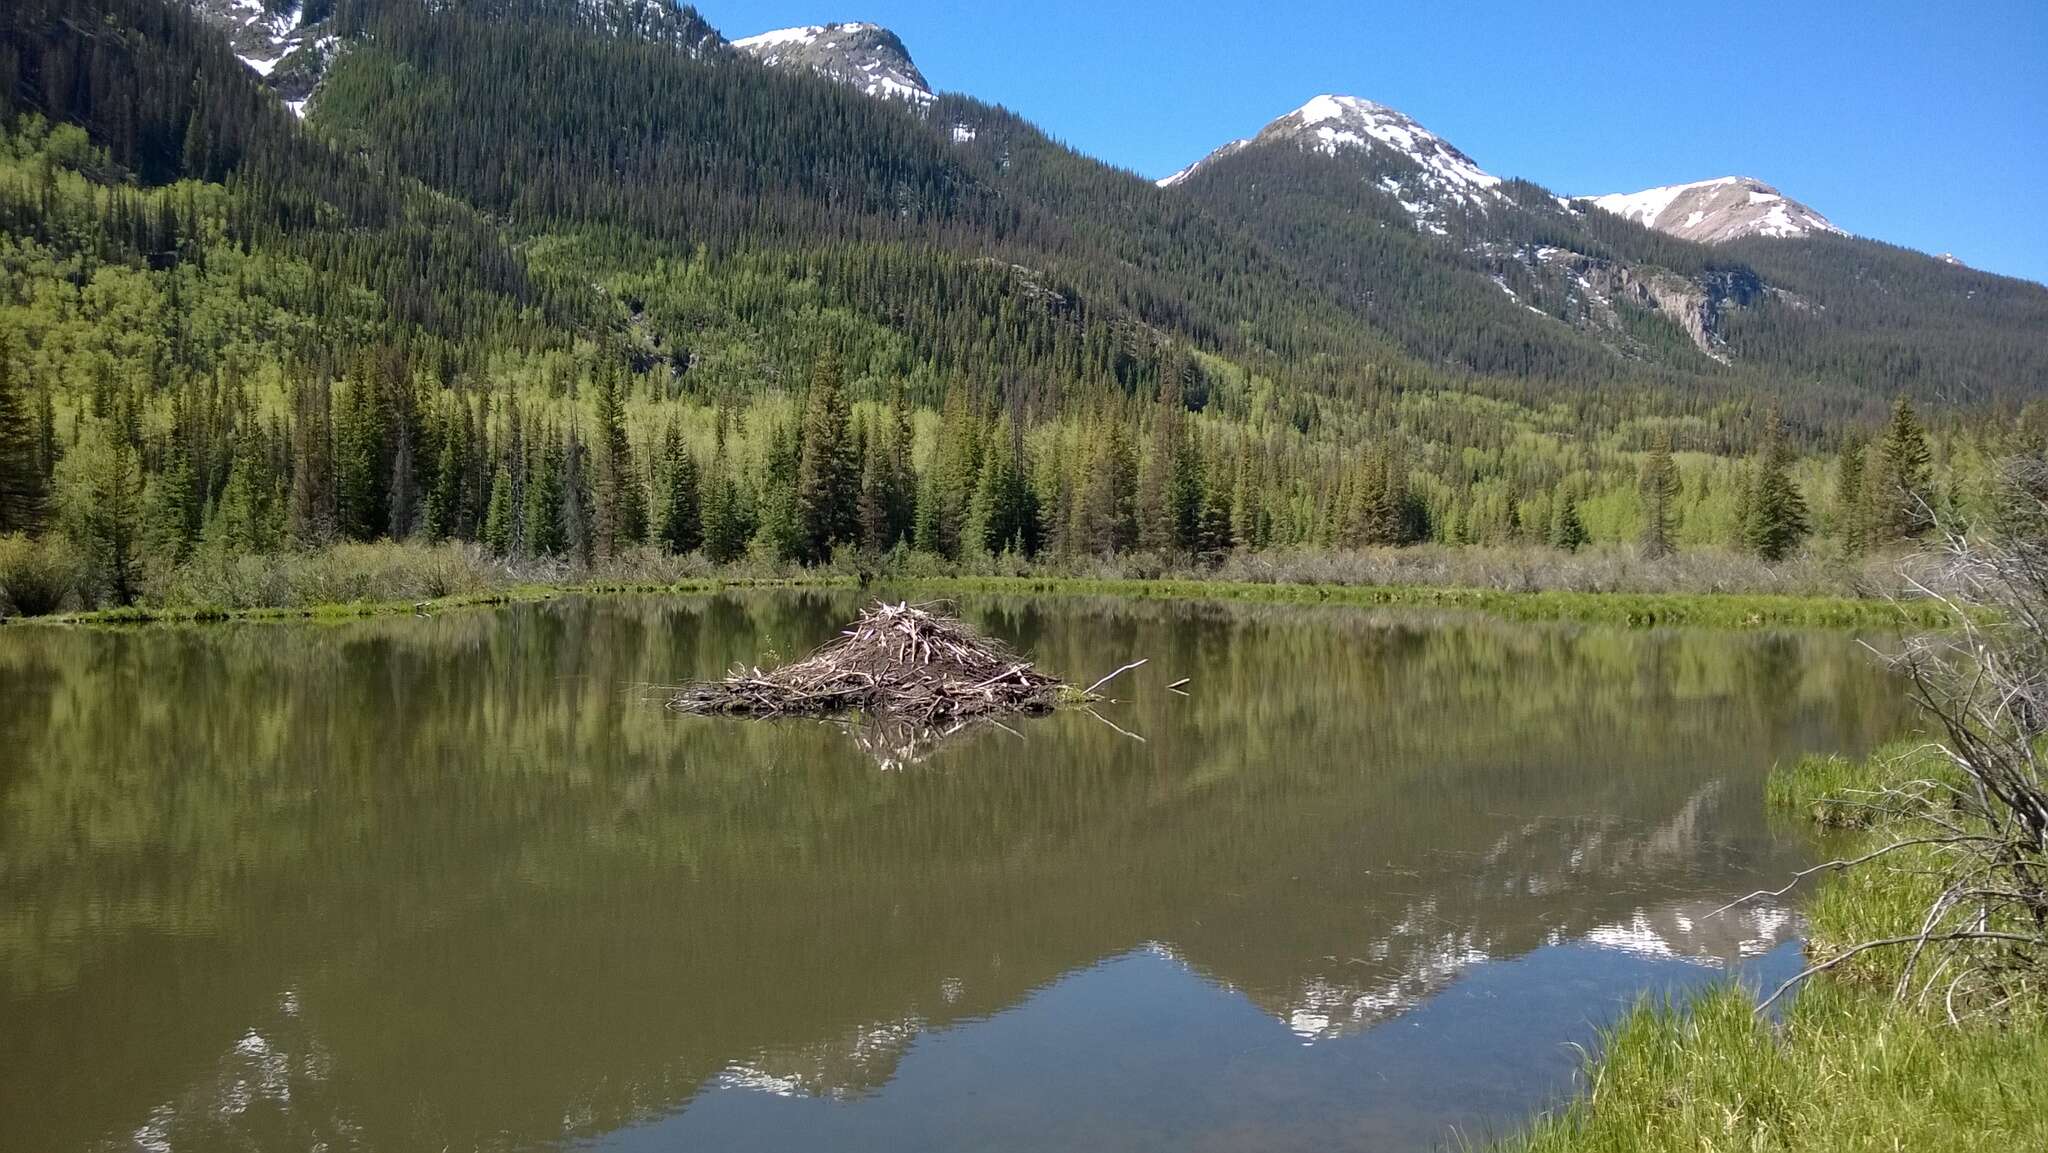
[0,593,1911,1151]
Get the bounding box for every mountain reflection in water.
[0,592,1909,1152]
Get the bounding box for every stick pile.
[669,601,1067,722]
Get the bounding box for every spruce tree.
[1550,491,1588,553]
[591,364,644,560]
[884,383,917,547]
[1229,447,1260,553]
[483,462,516,555]
[524,427,566,558]
[658,420,702,556]
[561,424,594,567]
[388,402,419,541]
[59,418,144,606]
[286,374,336,549]
[1834,433,1867,555]
[1078,416,1138,554]
[1638,430,1679,558]
[793,356,858,564]
[213,424,280,554]
[0,337,49,535]
[334,371,388,542]
[1743,408,1810,561]
[970,415,1038,557]
[1869,396,1933,542]
[701,408,751,564]
[1139,373,1186,553]
[856,416,889,554]
[754,418,805,563]
[926,383,981,559]
[426,400,467,542]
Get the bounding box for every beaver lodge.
[668,601,1104,723]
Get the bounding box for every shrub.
[0,534,79,617]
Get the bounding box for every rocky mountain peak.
[192,0,335,109]
[1160,94,1503,234]
[1265,95,1501,195]
[733,22,934,104]
[1587,176,1843,244]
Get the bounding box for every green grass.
[8,571,1951,630]
[1765,741,1955,829]
[898,576,1953,629]
[1508,981,2048,1153]
[13,578,845,627]
[1504,741,2045,1152]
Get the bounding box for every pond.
[0,592,1912,1152]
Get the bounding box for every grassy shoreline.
[3,571,1958,630]
[1504,743,2048,1152]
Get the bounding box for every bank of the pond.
[909,576,1955,629]
[1504,743,2048,1153]
[6,573,1958,630]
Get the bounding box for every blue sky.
[698,1,2047,284]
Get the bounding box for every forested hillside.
[0,0,2044,613]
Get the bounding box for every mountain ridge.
[1588,176,1844,244]
[733,21,934,103]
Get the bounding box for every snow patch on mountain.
[734,23,935,104]
[1588,177,1843,244]
[1160,94,1503,234]
[196,0,331,105]
[1290,95,1501,196]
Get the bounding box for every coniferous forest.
[1,0,2045,613]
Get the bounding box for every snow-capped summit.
[1160,95,1503,233]
[1587,177,1843,244]
[734,23,934,104]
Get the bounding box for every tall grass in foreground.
[1505,740,2048,1152]
[1508,980,2048,1153]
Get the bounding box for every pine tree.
[1229,447,1259,553]
[925,383,981,559]
[884,382,917,547]
[701,408,751,564]
[483,461,516,555]
[58,418,144,606]
[793,355,858,563]
[143,433,200,564]
[524,426,566,557]
[658,420,702,555]
[561,423,594,567]
[286,374,337,549]
[388,395,419,541]
[590,364,645,560]
[36,384,57,489]
[1868,396,1933,543]
[1834,433,1867,555]
[1550,491,1588,553]
[212,423,280,554]
[426,399,468,541]
[970,415,1039,557]
[1078,416,1138,554]
[745,415,792,561]
[1743,408,1810,561]
[1139,373,1186,553]
[856,416,889,554]
[1639,430,1679,558]
[0,336,49,535]
[334,369,388,542]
